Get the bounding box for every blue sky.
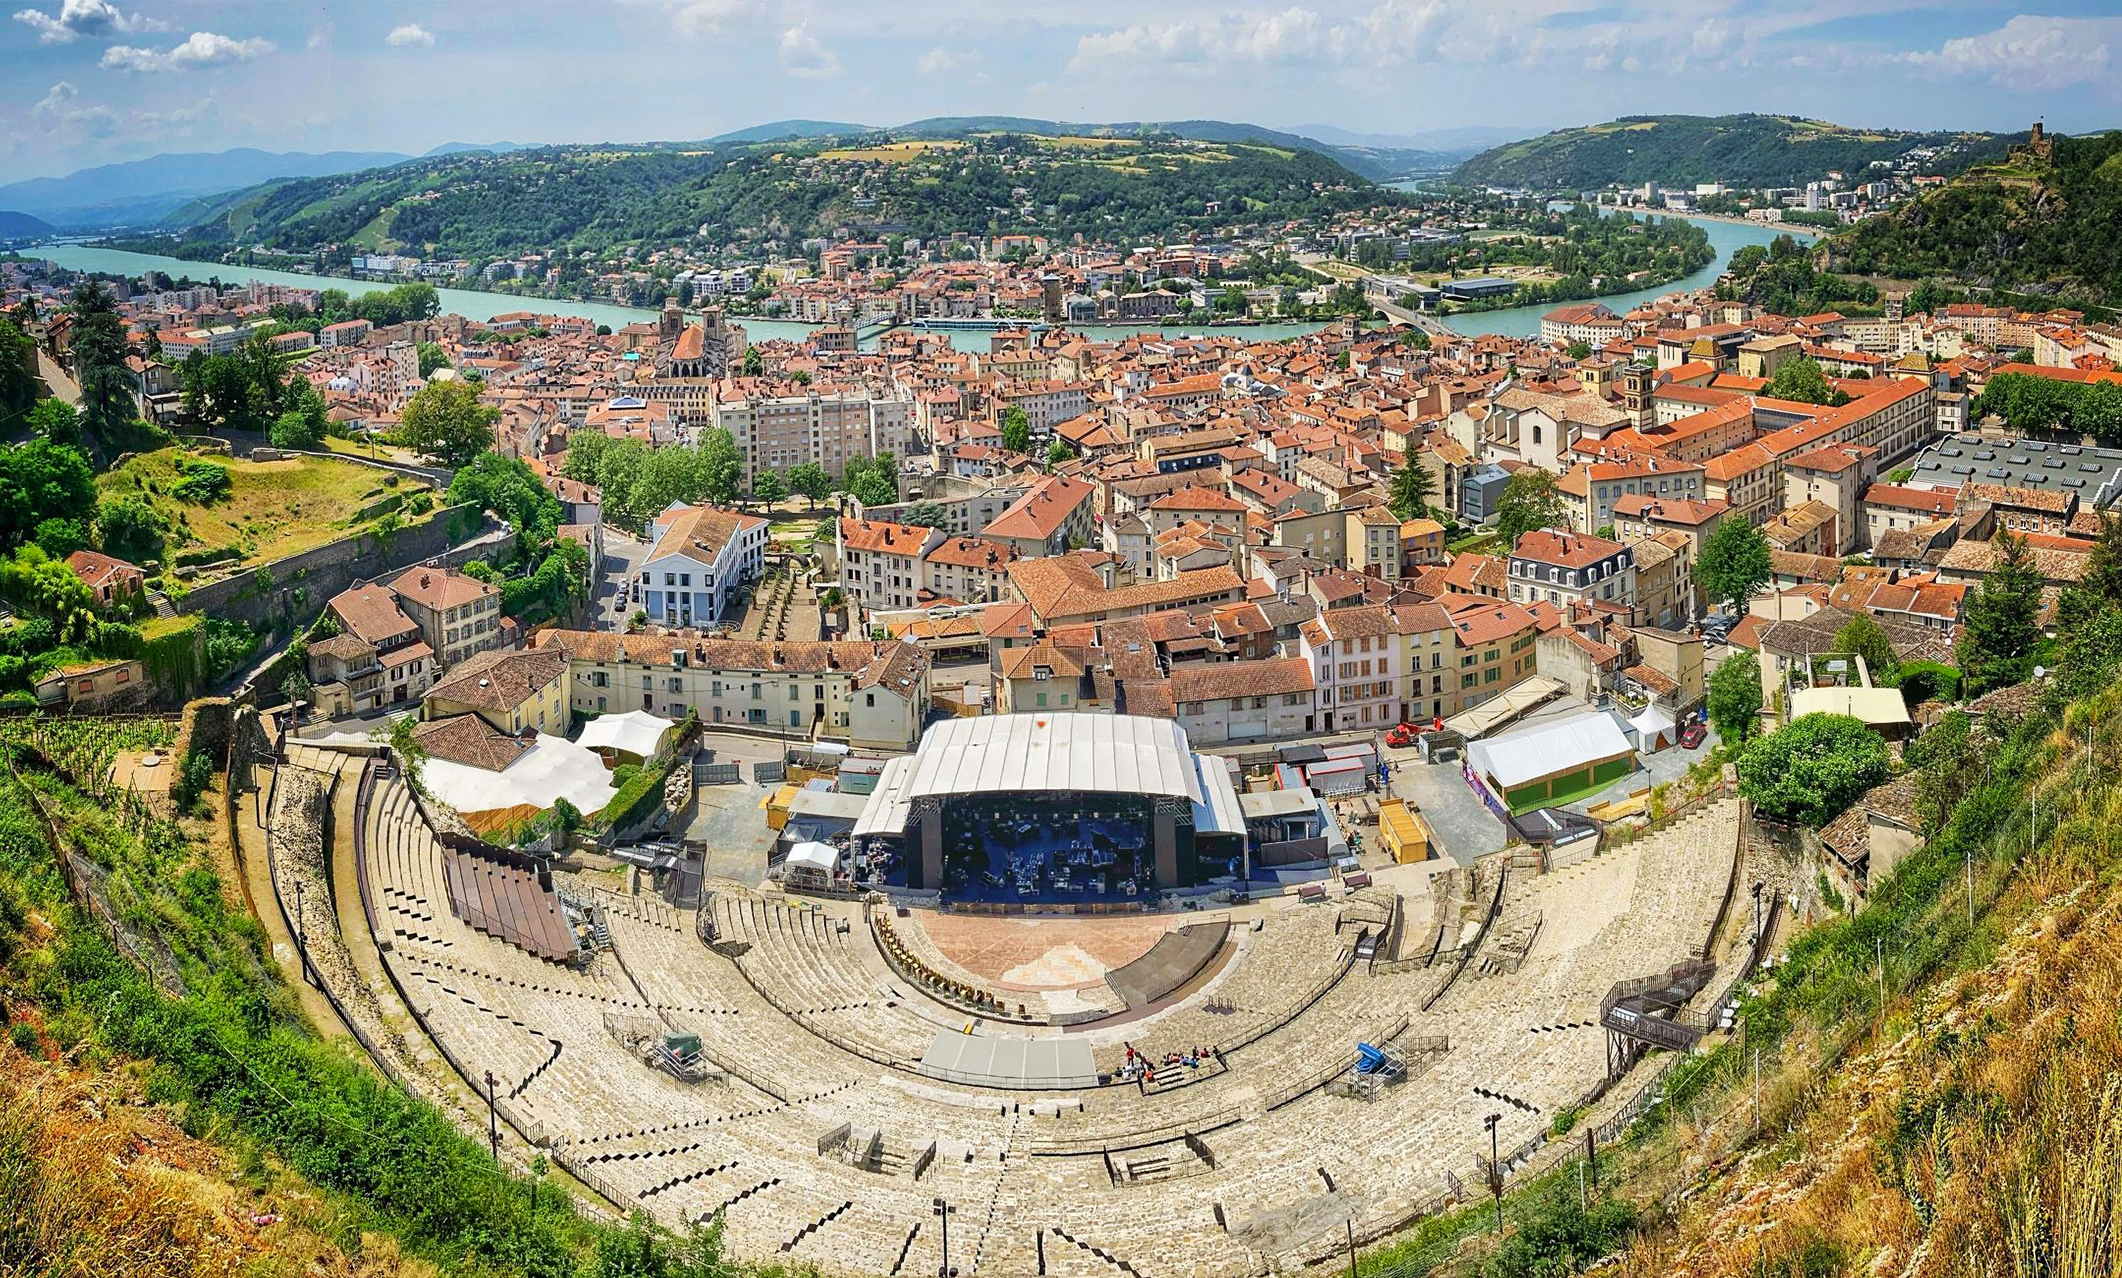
[2,0,2118,182]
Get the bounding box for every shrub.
[168,460,233,504]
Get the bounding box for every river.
[20,205,1807,349]
[17,243,1346,354]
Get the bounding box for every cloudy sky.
[2,0,2117,181]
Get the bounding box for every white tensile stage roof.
[902,712,1204,802]
[852,713,1247,840]
[919,1030,1099,1089]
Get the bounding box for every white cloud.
[672,0,748,36]
[134,95,219,138]
[1901,14,2117,93]
[917,46,978,75]
[101,31,275,73]
[778,24,840,78]
[385,22,435,48]
[1068,2,1457,77]
[31,81,118,140]
[12,0,162,43]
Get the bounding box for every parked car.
[1679,721,1706,750]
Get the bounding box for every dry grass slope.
[1606,698,2122,1278]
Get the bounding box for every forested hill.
[1453,114,2012,190]
[162,133,1395,262]
[1822,128,2122,308]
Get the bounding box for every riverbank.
[1663,211,1827,238]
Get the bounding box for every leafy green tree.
[698,427,743,506]
[1494,469,1569,546]
[1698,517,1771,613]
[1956,530,2044,694]
[1833,612,1899,683]
[0,318,36,420]
[1388,455,1435,521]
[0,440,96,552]
[32,516,87,558]
[92,492,166,560]
[841,452,898,508]
[0,544,100,634]
[786,460,833,510]
[749,470,788,507]
[741,346,764,377]
[1566,340,1592,360]
[900,501,949,529]
[999,405,1032,455]
[26,398,80,449]
[268,374,329,451]
[1046,436,1074,468]
[416,341,450,377]
[449,452,562,542]
[67,281,137,442]
[1706,650,1762,744]
[1402,328,1431,351]
[2058,512,2122,636]
[1737,713,1892,827]
[1894,660,1961,707]
[95,496,168,563]
[1761,356,1849,407]
[397,378,499,466]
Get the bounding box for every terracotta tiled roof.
[426,648,567,714]
[411,714,531,772]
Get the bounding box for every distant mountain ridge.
[0,142,530,231]
[710,116,1459,180]
[153,129,1395,265]
[0,209,56,238]
[14,119,1446,237]
[1453,114,2016,190]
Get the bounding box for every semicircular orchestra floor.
[912,911,1172,991]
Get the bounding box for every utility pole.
[1876,936,1884,1014]
[1753,1047,1761,1124]
[1583,1126,1596,1190]
[1346,1219,1358,1278]
[484,1069,500,1164]
[1750,880,1764,948]
[1485,1112,1504,1232]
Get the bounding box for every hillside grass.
[97,450,414,572]
[0,718,782,1277]
[817,139,964,162]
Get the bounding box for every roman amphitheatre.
[263,722,1757,1277]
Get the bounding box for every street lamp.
[932,1197,956,1277]
[1750,880,1765,948]
[484,1069,500,1163]
[1485,1112,1504,1231]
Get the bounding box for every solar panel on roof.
[1974,451,1996,461]
[2065,478,2086,488]
[2083,463,2105,473]
[2063,445,2084,455]
[1987,469,2008,479]
[2024,440,2050,452]
[1951,465,1975,476]
[2045,458,2066,469]
[1940,447,1963,457]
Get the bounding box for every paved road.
[35,349,80,405]
[591,528,650,631]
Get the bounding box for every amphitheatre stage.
[279,737,1752,1277]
